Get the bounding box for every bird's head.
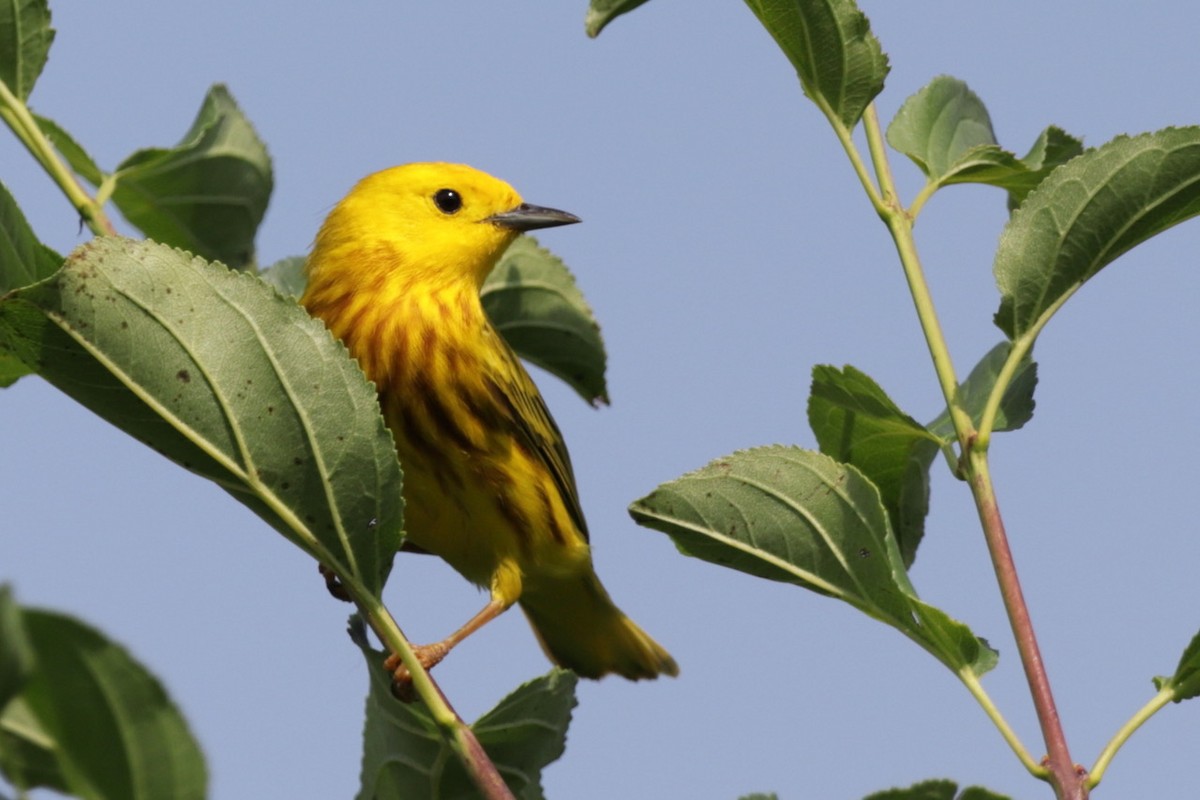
[309,162,579,290]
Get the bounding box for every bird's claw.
[385,643,451,702]
[319,564,351,601]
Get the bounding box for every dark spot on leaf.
[281,482,290,490]
[267,406,274,414]
[367,518,378,530]
[177,369,191,383]
[120,321,128,329]
[858,547,871,558]
[293,457,303,465]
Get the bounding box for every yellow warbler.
[302,163,677,680]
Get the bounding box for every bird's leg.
[387,561,522,699]
[386,598,511,697]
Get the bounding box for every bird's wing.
[483,329,590,542]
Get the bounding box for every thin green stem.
[958,669,1049,779]
[908,180,938,222]
[974,333,1034,451]
[1087,686,1174,789]
[860,104,972,441]
[862,105,901,214]
[0,80,116,237]
[977,286,1074,449]
[342,577,516,800]
[821,103,886,214]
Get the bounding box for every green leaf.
[352,619,577,800]
[807,365,941,567]
[34,114,104,185]
[483,235,608,406]
[0,237,402,596]
[887,77,998,181]
[0,353,30,387]
[257,255,307,299]
[111,84,273,270]
[584,0,651,36]
[0,0,55,100]
[0,697,69,794]
[467,674,577,798]
[958,789,1013,800]
[0,179,63,294]
[928,342,1038,439]
[994,126,1200,339]
[0,179,62,387]
[742,0,889,128]
[1003,126,1085,209]
[0,588,34,712]
[863,780,1012,800]
[0,594,50,798]
[0,606,206,799]
[864,780,957,800]
[629,446,995,676]
[1152,629,1200,702]
[886,76,1082,209]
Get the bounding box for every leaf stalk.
[1087,685,1174,789]
[0,80,116,237]
[825,106,885,214]
[861,104,972,443]
[958,670,1047,778]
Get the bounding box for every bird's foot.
[319,564,351,602]
[385,642,451,702]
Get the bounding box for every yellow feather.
[302,162,677,680]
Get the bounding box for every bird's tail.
[518,571,678,680]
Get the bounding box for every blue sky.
[3,3,1200,798]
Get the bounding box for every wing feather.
[481,326,589,541]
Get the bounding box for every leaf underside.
[0,237,402,596]
[994,126,1200,339]
[630,445,995,676]
[483,235,609,406]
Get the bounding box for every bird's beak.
[487,203,581,231]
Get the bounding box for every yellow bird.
[302,163,677,680]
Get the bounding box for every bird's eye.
[433,188,463,214]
